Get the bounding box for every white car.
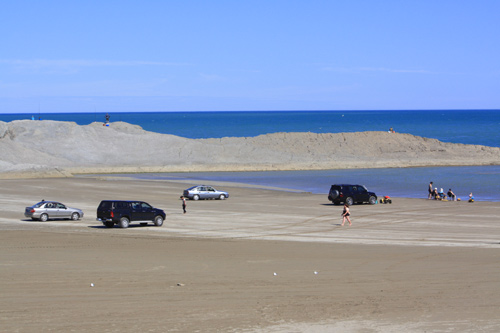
[25,201,84,222]
[183,185,229,200]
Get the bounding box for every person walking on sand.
[341,203,352,226]
[180,196,187,213]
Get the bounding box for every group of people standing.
[427,181,458,201]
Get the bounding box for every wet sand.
[1,177,500,332]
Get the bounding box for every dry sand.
[1,177,500,332]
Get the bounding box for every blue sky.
[1,0,499,113]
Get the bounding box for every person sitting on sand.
[447,189,456,201]
[341,203,352,226]
[432,188,439,200]
[469,192,474,202]
[438,188,446,200]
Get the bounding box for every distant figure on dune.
[104,113,110,127]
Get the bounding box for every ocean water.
[2,110,500,201]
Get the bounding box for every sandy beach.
[1,176,500,332]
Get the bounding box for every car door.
[55,202,70,218]
[206,186,217,199]
[355,186,369,202]
[130,202,145,221]
[44,202,60,218]
[198,186,208,199]
[139,202,155,221]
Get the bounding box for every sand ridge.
[1,120,499,178]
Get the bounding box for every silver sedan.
[183,185,229,200]
[25,201,84,222]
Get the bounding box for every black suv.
[96,200,166,228]
[328,184,377,205]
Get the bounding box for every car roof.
[100,200,145,203]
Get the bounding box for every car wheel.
[345,197,354,206]
[369,196,377,205]
[330,190,339,200]
[104,221,114,228]
[119,217,130,228]
[193,194,200,201]
[219,194,226,200]
[154,215,164,227]
[71,212,80,221]
[40,213,49,222]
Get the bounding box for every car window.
[207,187,215,191]
[34,202,45,208]
[141,202,152,209]
[98,201,111,210]
[116,202,127,209]
[199,187,206,191]
[56,203,66,209]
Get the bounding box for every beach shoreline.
[1,176,500,332]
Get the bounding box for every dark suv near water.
[96,200,166,228]
[328,184,377,205]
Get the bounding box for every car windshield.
[33,202,47,208]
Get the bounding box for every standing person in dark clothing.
[428,181,434,199]
[180,196,187,214]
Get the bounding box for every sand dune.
[1,120,499,178]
